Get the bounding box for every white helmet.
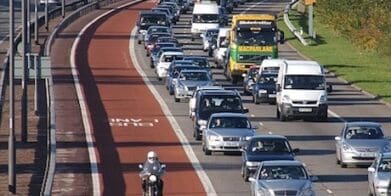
[147,151,157,160]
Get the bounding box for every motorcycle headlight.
[282,95,291,103]
[300,187,314,196]
[342,143,354,152]
[319,95,327,103]
[149,175,157,182]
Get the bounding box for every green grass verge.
[277,9,391,103]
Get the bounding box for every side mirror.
[279,30,285,44]
[276,84,281,92]
[292,148,300,153]
[211,44,216,50]
[248,177,256,182]
[161,164,166,169]
[310,176,319,182]
[242,73,247,78]
[368,167,375,173]
[243,108,249,113]
[327,84,333,93]
[138,164,143,169]
[335,136,341,141]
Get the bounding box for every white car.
[201,28,219,51]
[213,28,230,68]
[156,51,184,81]
[188,86,224,118]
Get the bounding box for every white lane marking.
[241,0,266,14]
[129,27,217,196]
[250,114,255,117]
[326,189,333,194]
[328,109,346,122]
[70,0,144,195]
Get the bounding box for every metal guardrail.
[283,0,308,46]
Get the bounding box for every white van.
[276,60,331,121]
[258,59,285,74]
[191,2,220,41]
[213,27,230,68]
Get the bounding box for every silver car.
[249,160,316,196]
[174,70,213,102]
[335,122,391,167]
[368,152,391,196]
[202,113,255,155]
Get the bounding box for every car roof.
[346,121,381,127]
[201,90,239,96]
[210,113,247,118]
[173,60,194,63]
[180,69,208,73]
[197,86,224,90]
[262,160,303,166]
[161,51,184,55]
[183,56,208,60]
[148,26,170,29]
[381,152,391,159]
[251,134,288,140]
[160,47,182,50]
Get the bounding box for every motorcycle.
[139,163,166,196]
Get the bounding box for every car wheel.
[208,49,213,57]
[243,168,249,182]
[150,63,154,68]
[158,77,162,81]
[368,184,374,196]
[174,97,180,102]
[138,40,141,44]
[232,76,238,85]
[169,88,174,95]
[336,158,341,165]
[276,107,280,119]
[191,38,195,41]
[279,108,287,121]
[204,146,211,155]
[254,95,260,105]
[194,129,201,140]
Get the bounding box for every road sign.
[14,56,51,79]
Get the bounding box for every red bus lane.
[73,1,206,195]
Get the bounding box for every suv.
[136,11,170,44]
[192,90,249,140]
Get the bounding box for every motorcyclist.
[139,151,165,195]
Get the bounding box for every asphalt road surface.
[52,0,391,195]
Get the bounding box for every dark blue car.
[241,135,299,181]
[252,71,278,104]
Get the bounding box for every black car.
[157,36,181,46]
[241,135,299,181]
[145,32,172,51]
[193,90,249,140]
[183,56,213,77]
[252,71,278,104]
[136,11,170,44]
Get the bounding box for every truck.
[226,14,284,84]
[276,60,332,121]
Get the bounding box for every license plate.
[268,94,276,98]
[224,142,239,147]
[360,153,374,157]
[299,108,312,112]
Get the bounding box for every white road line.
[328,109,346,122]
[70,0,144,195]
[241,0,266,14]
[129,27,217,196]
[326,189,333,194]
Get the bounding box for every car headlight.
[208,135,222,141]
[375,179,390,189]
[149,175,157,182]
[282,95,291,103]
[198,120,207,126]
[319,95,327,103]
[139,30,147,35]
[300,187,314,196]
[242,136,252,141]
[246,161,261,167]
[342,143,355,152]
[257,188,273,196]
[383,143,391,152]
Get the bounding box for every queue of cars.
[136,1,391,195]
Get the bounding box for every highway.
[47,0,391,195]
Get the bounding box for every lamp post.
[22,0,29,143]
[8,0,16,193]
[34,0,39,44]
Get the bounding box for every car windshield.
[172,66,200,77]
[209,117,251,129]
[249,139,291,154]
[257,73,277,84]
[163,55,183,62]
[236,28,276,46]
[186,58,208,68]
[344,126,384,140]
[148,34,170,42]
[180,72,209,81]
[140,15,167,25]
[157,48,182,57]
[378,158,391,172]
[284,75,325,90]
[238,55,267,63]
[157,37,178,43]
[193,14,219,23]
[258,165,307,180]
[152,44,175,53]
[206,30,219,37]
[148,27,169,34]
[200,95,243,114]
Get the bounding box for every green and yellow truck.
[226,14,284,84]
